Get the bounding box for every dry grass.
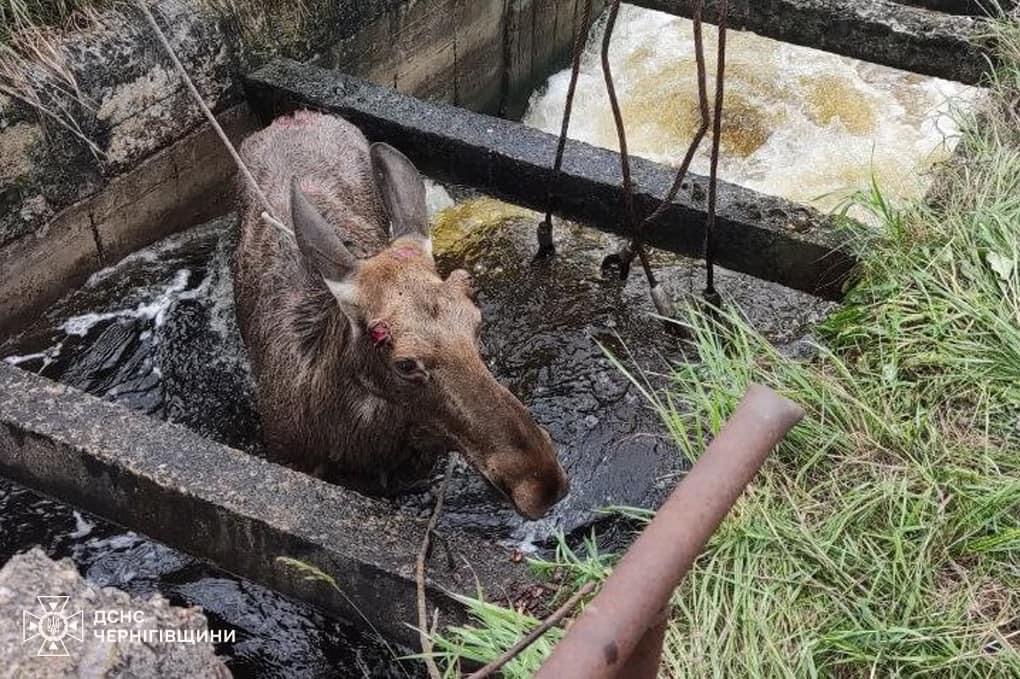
[0,0,106,44]
[0,0,313,157]
[0,0,111,157]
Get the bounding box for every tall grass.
[432,18,1020,679]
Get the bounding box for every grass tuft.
[0,0,112,157]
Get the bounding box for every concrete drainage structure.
[0,0,994,656]
[0,0,601,331]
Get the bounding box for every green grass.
[431,17,1020,679]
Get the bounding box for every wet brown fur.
[232,111,568,517]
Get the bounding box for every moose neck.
[295,279,389,402]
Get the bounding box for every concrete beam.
[245,60,856,300]
[0,363,531,649]
[898,0,1015,15]
[629,0,990,85]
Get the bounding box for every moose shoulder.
[232,110,568,519]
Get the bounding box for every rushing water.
[525,5,980,214]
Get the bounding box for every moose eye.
[393,358,423,379]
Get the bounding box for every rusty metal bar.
[535,384,805,679]
[615,615,668,679]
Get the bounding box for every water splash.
[424,179,455,217]
[62,268,195,337]
[524,5,980,214]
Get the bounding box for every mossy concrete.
[0,0,597,333]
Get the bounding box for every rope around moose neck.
[137,10,451,677]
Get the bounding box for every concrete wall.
[249,59,856,300]
[632,0,989,84]
[0,0,599,333]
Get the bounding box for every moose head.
[289,143,569,519]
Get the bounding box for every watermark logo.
[20,597,235,659]
[22,596,84,657]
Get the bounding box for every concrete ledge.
[630,0,990,84]
[899,0,1015,15]
[245,59,856,300]
[0,363,531,649]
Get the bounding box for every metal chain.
[544,0,729,315]
[703,0,728,306]
[537,0,595,257]
[597,0,726,316]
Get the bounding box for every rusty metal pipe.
[615,614,668,679]
[535,384,804,679]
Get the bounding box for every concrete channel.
[0,0,990,662]
[0,362,528,649]
[0,0,605,332]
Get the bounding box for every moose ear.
[291,177,359,283]
[290,177,359,301]
[370,142,429,242]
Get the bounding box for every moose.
[231,109,569,519]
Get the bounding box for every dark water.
[0,190,832,675]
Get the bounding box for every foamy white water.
[425,179,456,217]
[524,5,980,212]
[62,268,195,337]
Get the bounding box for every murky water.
[525,5,980,214]
[0,185,833,676]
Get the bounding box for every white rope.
[260,211,292,235]
[136,0,294,238]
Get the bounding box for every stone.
[0,548,229,678]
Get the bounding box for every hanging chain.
[703,0,728,307]
[542,0,728,315]
[600,0,714,319]
[537,0,595,258]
